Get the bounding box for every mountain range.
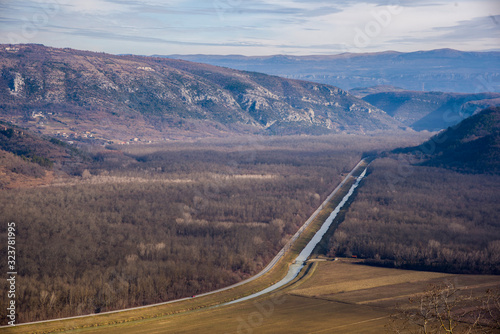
[0,44,405,142]
[165,49,500,93]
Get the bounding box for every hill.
[164,49,500,93]
[0,44,405,141]
[0,121,86,188]
[361,90,500,131]
[395,107,500,173]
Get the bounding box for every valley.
[0,44,499,333]
[360,91,500,131]
[1,127,499,333]
[0,133,425,327]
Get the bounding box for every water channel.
[223,166,368,306]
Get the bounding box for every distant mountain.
[164,49,500,93]
[395,107,500,174]
[0,44,405,141]
[361,90,500,131]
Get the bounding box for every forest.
[0,134,423,324]
[328,157,500,274]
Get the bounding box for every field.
[7,259,498,333]
[78,261,500,334]
[292,260,499,307]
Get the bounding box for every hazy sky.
[1,0,499,55]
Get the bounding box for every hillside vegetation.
[397,106,500,174]
[0,121,86,188]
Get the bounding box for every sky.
[0,0,499,56]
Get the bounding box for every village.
[29,110,154,145]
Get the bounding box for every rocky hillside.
[0,44,405,141]
[361,90,500,131]
[395,107,500,174]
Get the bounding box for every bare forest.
[0,134,422,324]
[328,157,500,274]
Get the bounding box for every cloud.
[52,25,273,48]
[297,6,343,18]
[51,0,133,15]
[0,17,21,25]
[433,15,500,40]
[1,0,499,55]
[388,15,500,44]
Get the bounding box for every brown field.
[68,294,390,334]
[291,260,451,299]
[291,259,500,308]
[5,259,499,333]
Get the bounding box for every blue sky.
[1,0,499,55]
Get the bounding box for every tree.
[388,281,500,334]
